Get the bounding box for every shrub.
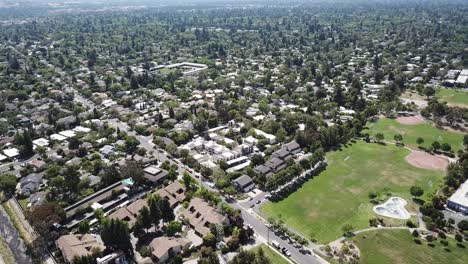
[412,230,419,237]
[406,220,416,228]
[414,239,422,244]
[440,240,448,246]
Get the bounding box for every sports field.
[436,88,468,108]
[355,229,468,264]
[365,118,465,152]
[261,141,443,243]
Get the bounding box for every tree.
[202,232,217,248]
[121,160,145,186]
[77,220,90,234]
[102,166,121,186]
[159,198,175,223]
[431,141,441,151]
[458,220,468,231]
[393,134,403,144]
[124,136,140,154]
[416,137,424,145]
[251,154,265,167]
[27,202,66,238]
[423,86,435,99]
[375,133,384,143]
[68,137,81,150]
[148,194,161,228]
[441,143,452,152]
[137,206,152,232]
[0,173,17,196]
[341,224,354,236]
[168,167,178,181]
[410,186,424,197]
[17,131,34,157]
[183,171,193,190]
[198,246,219,264]
[166,220,182,236]
[100,219,133,255]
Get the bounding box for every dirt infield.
[396,116,425,125]
[405,151,448,171]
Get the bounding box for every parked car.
[271,240,281,249]
[282,247,291,257]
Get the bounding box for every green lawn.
[436,88,468,108]
[251,244,290,264]
[365,118,465,152]
[261,141,443,243]
[355,229,468,264]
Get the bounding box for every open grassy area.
[355,229,468,264]
[261,141,443,243]
[251,244,290,264]
[365,118,465,152]
[436,88,468,108]
[0,235,15,264]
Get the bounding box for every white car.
[271,240,280,249]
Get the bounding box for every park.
[261,141,445,243]
[364,117,465,152]
[436,88,468,108]
[355,229,468,264]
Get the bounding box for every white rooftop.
[3,148,19,158]
[32,138,49,147]
[73,126,92,133]
[59,130,76,138]
[448,179,468,208]
[50,133,67,141]
[144,166,161,175]
[0,154,7,161]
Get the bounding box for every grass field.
[355,230,468,264]
[365,118,465,152]
[261,141,444,243]
[251,244,290,264]
[436,88,468,108]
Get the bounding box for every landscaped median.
[261,141,445,243]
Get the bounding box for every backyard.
[365,118,465,152]
[355,229,468,264]
[261,141,444,243]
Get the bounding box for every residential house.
[155,181,186,208]
[143,166,169,185]
[181,197,226,236]
[56,234,106,264]
[149,237,191,263]
[108,198,147,227]
[232,175,255,192]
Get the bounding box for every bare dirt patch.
[405,151,448,171]
[395,116,425,125]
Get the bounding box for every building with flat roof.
[447,179,468,214]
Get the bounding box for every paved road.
[0,205,33,264]
[73,89,325,264]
